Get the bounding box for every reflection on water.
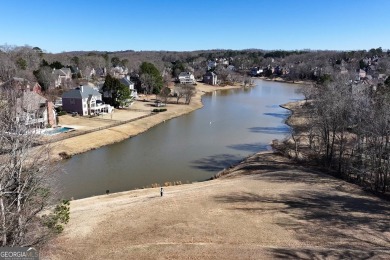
[263,112,290,119]
[58,80,303,199]
[248,126,291,134]
[191,154,244,172]
[227,143,269,153]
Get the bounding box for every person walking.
[160,187,164,197]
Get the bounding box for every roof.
[178,72,193,77]
[119,77,134,86]
[62,85,101,99]
[0,77,34,91]
[205,71,217,76]
[53,68,71,77]
[16,91,47,113]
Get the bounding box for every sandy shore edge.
[48,83,242,161]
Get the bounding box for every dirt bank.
[47,83,241,160]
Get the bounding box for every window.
[70,98,75,105]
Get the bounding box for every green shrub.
[59,152,72,159]
[152,108,167,113]
[42,200,70,234]
[57,111,67,116]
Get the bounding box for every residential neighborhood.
[2,0,390,259]
[1,46,389,139]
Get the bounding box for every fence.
[36,112,157,145]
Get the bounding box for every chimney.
[126,75,130,80]
[80,85,83,92]
[46,101,56,126]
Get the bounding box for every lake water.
[58,80,303,199]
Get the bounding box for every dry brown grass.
[42,86,390,259]
[43,152,390,259]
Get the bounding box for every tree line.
[283,72,390,194]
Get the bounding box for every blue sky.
[1,0,389,53]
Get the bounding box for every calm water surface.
[58,80,303,199]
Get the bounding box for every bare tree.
[173,84,185,104]
[0,88,69,246]
[174,84,196,105]
[35,66,54,91]
[243,77,252,87]
[215,66,229,83]
[0,53,16,82]
[158,87,171,104]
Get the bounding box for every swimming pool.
[43,127,74,136]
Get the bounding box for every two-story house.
[178,72,196,84]
[15,91,56,127]
[62,85,113,116]
[120,76,138,99]
[53,68,72,87]
[203,71,218,85]
[1,78,55,127]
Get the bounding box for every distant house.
[0,77,42,93]
[62,85,113,116]
[227,65,236,71]
[110,66,128,78]
[218,58,229,65]
[207,60,218,70]
[178,72,196,84]
[15,91,56,127]
[53,68,72,87]
[120,76,138,99]
[357,69,367,80]
[250,67,263,76]
[275,66,289,75]
[203,71,218,85]
[82,66,96,80]
[95,67,107,78]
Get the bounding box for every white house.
[207,60,218,70]
[250,67,263,76]
[120,76,138,99]
[178,72,196,84]
[62,85,113,116]
[110,66,128,79]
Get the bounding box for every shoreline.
[43,84,390,259]
[258,76,313,85]
[48,78,308,161]
[48,82,243,161]
[44,133,390,259]
[57,96,303,201]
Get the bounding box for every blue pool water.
[44,127,74,136]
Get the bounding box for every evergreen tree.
[102,74,131,108]
[139,62,163,94]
